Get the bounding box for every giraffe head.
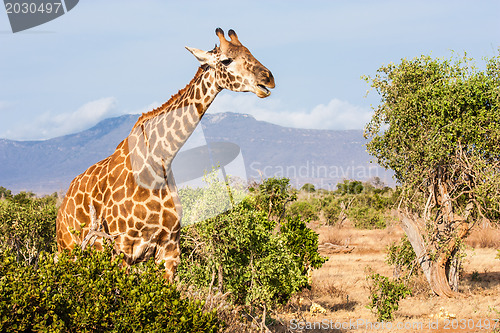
[186,28,275,98]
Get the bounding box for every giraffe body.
[56,28,275,280]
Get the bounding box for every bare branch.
[81,205,123,250]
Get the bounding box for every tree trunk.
[400,215,432,284]
[400,214,462,297]
[447,248,460,292]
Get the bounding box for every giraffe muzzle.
[255,71,275,98]
[256,84,271,97]
[256,67,275,98]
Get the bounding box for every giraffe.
[56,28,275,281]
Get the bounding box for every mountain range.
[0,112,393,194]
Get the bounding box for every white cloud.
[1,93,372,141]
[208,93,373,130]
[52,97,118,130]
[3,97,118,140]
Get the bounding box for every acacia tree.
[364,52,500,297]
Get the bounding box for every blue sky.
[1,0,499,140]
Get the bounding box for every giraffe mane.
[132,66,207,130]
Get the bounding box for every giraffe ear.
[185,47,215,66]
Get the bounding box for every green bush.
[315,182,398,228]
[179,178,326,308]
[319,194,337,224]
[348,206,386,229]
[386,236,417,278]
[300,183,316,193]
[336,180,364,195]
[288,200,319,221]
[367,273,411,321]
[0,187,13,200]
[11,191,37,205]
[0,199,57,265]
[179,199,317,307]
[322,202,341,225]
[178,171,246,227]
[0,245,221,333]
[251,177,297,219]
[280,214,327,273]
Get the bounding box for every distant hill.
[0,112,393,194]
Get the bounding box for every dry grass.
[274,223,500,333]
[319,226,352,246]
[466,224,500,249]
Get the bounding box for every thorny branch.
[81,205,123,250]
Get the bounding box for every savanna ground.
[273,207,500,333]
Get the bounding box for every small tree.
[336,180,364,195]
[12,191,36,205]
[300,183,316,193]
[252,177,297,220]
[0,187,13,200]
[364,52,500,297]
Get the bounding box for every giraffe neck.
[127,66,220,190]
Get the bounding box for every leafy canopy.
[364,52,500,217]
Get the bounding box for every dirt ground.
[274,220,500,333]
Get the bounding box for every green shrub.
[336,180,364,195]
[11,191,36,205]
[179,199,319,307]
[321,194,350,225]
[0,245,221,332]
[179,177,326,308]
[322,202,341,225]
[179,171,246,227]
[318,182,397,227]
[0,187,13,200]
[288,200,319,221]
[348,206,386,229]
[251,177,297,219]
[367,273,411,321]
[386,236,417,278]
[300,183,316,193]
[280,214,327,273]
[0,199,57,265]
[319,194,338,224]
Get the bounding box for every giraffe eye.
[221,58,233,66]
